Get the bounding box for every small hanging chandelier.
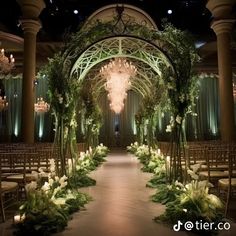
[100,58,137,114]
[0,96,8,112]
[0,48,15,74]
[34,97,50,114]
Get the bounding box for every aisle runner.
[56,150,199,236]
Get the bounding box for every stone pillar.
[17,0,45,143]
[206,0,236,141]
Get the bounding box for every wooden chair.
[0,157,19,222]
[199,145,229,187]
[5,153,38,197]
[218,148,236,217]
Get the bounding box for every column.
[17,0,45,143]
[206,0,236,141]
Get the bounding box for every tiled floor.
[1,149,236,235]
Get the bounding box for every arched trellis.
[69,36,175,81]
[46,18,199,182]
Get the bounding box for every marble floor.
[1,149,235,236]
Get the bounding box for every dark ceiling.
[0,0,227,42]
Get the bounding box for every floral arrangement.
[14,159,90,235]
[154,164,224,233]
[141,149,165,173]
[130,143,224,233]
[134,144,150,163]
[127,142,139,154]
[68,144,108,188]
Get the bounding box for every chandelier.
[100,58,137,114]
[233,82,236,98]
[0,96,8,111]
[34,97,50,113]
[0,48,15,74]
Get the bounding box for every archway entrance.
[46,3,198,179]
[69,35,174,147]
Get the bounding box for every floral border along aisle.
[127,143,226,235]
[13,144,109,236]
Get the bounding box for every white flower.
[70,119,77,127]
[59,175,68,188]
[59,175,68,183]
[179,94,185,103]
[41,182,50,192]
[187,169,199,180]
[167,185,172,190]
[53,197,66,205]
[52,186,61,197]
[21,213,26,221]
[25,181,37,192]
[176,115,182,124]
[49,159,56,173]
[60,181,67,188]
[190,163,201,173]
[207,194,223,208]
[80,152,85,160]
[166,125,172,132]
[175,180,184,189]
[66,192,76,200]
[183,209,188,212]
[198,180,213,188]
[48,178,54,186]
[54,176,59,182]
[68,159,73,174]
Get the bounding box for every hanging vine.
[80,84,103,149]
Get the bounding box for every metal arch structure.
[70,36,175,84]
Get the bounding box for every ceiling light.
[195,41,206,49]
[100,58,137,114]
[0,48,15,74]
[34,97,50,114]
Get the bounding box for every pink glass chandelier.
[100,58,137,114]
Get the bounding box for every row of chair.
[0,142,86,222]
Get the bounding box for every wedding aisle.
[55,149,190,236]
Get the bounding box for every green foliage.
[146,173,166,188]
[154,167,224,234]
[14,178,88,235]
[127,142,139,154]
[151,182,184,204]
[14,142,109,235]
[67,144,108,188]
[68,174,96,188]
[81,86,103,149]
